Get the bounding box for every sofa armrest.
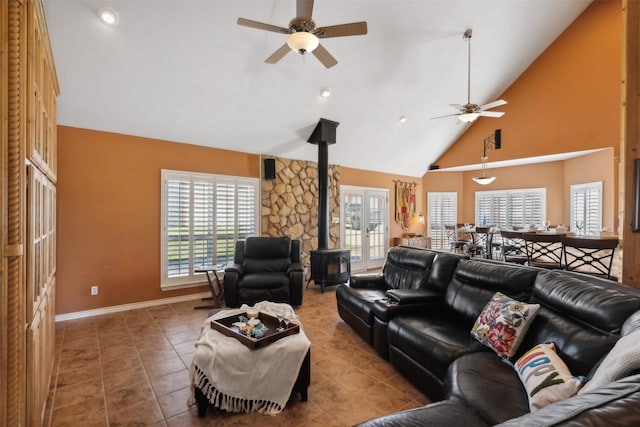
[350,273,386,289]
[287,262,304,274]
[386,288,442,305]
[225,263,244,275]
[496,374,640,427]
[373,293,442,323]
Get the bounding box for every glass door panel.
[342,186,388,271]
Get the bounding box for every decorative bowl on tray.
[211,311,300,350]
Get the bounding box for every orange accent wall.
[434,0,621,168]
[56,126,259,314]
[341,167,426,245]
[423,0,621,231]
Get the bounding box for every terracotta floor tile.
[49,284,429,425]
[157,386,192,418]
[103,366,151,393]
[50,396,107,426]
[107,397,165,426]
[143,354,187,378]
[101,354,143,374]
[56,362,103,388]
[53,378,104,410]
[105,380,156,410]
[149,369,191,397]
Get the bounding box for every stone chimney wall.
[261,156,341,279]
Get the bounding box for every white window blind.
[427,192,457,250]
[475,188,546,229]
[570,181,602,234]
[161,170,258,289]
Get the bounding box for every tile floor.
[46,285,431,426]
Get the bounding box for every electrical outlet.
[91,285,99,296]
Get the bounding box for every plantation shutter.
[475,188,545,229]
[427,192,457,250]
[192,180,214,270]
[161,170,259,289]
[166,175,191,279]
[570,182,602,234]
[216,181,236,265]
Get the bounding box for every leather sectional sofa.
[336,246,640,426]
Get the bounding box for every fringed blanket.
[188,301,311,415]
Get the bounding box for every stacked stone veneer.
[261,157,341,280]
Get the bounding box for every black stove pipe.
[307,118,339,250]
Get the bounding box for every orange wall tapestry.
[395,180,417,229]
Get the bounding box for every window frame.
[160,169,259,290]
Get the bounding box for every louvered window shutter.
[427,192,457,250]
[476,188,546,229]
[570,182,602,234]
[161,170,259,289]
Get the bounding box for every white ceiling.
[43,0,592,177]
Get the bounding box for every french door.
[341,186,388,271]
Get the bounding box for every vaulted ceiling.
[43,0,592,177]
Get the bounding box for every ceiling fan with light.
[433,29,507,123]
[237,0,367,68]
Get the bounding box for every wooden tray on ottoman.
[210,311,300,350]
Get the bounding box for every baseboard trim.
[55,292,212,322]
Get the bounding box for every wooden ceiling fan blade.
[237,18,290,34]
[316,22,368,38]
[478,111,505,118]
[312,44,337,68]
[265,44,291,64]
[297,0,314,20]
[479,99,507,110]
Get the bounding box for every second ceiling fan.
[433,29,507,123]
[237,0,367,68]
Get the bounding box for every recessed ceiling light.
[99,7,119,26]
[399,116,407,124]
[320,88,331,98]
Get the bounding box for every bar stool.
[561,236,619,280]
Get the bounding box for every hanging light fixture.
[472,129,501,185]
[287,31,319,54]
[472,158,496,185]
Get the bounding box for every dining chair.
[499,230,527,264]
[522,232,564,269]
[561,236,619,280]
[466,226,492,258]
[444,224,470,253]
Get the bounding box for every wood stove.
[307,118,351,292]
[310,249,351,293]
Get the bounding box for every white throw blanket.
[188,301,311,415]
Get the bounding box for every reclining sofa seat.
[387,258,539,400]
[444,269,640,425]
[355,264,640,426]
[223,236,304,308]
[335,246,460,345]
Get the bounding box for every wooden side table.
[194,265,225,310]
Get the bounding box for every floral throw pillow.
[515,343,585,411]
[470,292,540,359]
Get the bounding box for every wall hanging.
[394,180,417,229]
